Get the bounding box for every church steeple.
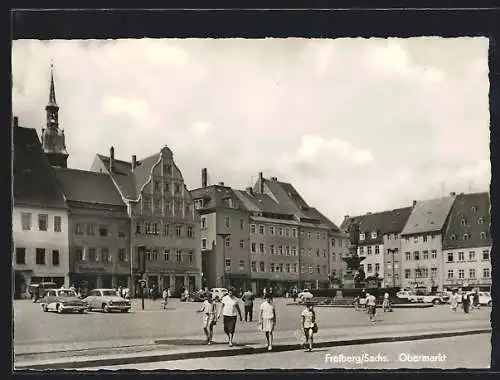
[41,62,68,168]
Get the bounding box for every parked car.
[83,288,131,313]
[40,288,87,313]
[28,282,57,303]
[298,289,313,302]
[181,290,206,302]
[210,288,228,302]
[478,292,492,306]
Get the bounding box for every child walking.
[259,293,277,351]
[197,294,217,344]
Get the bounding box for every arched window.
[471,206,477,213]
[463,234,470,241]
[480,232,487,239]
[460,219,466,226]
[450,235,456,241]
[478,218,484,224]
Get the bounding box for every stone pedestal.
[343,271,355,289]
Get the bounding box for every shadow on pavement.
[155,339,259,346]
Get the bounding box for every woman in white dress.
[259,293,277,351]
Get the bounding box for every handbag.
[312,322,318,333]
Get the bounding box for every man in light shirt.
[217,287,243,347]
[366,292,377,322]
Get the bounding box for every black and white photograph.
[12,35,492,370]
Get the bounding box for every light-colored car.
[478,292,492,306]
[210,288,228,302]
[83,288,131,313]
[298,290,313,302]
[40,288,87,313]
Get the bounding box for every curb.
[15,328,491,370]
[286,303,435,308]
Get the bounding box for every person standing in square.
[242,289,255,322]
[217,287,243,347]
[259,293,276,351]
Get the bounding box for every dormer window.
[460,219,466,226]
[478,218,484,224]
[194,199,204,210]
[463,233,470,241]
[371,231,377,239]
[471,206,477,213]
[480,232,487,240]
[450,234,456,241]
[359,233,365,241]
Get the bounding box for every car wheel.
[32,296,37,303]
[79,309,85,313]
[488,301,492,307]
[103,303,110,313]
[57,304,64,313]
[42,304,48,312]
[433,299,441,305]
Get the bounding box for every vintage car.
[83,288,131,312]
[40,288,87,313]
[29,282,58,303]
[298,289,314,302]
[210,288,228,302]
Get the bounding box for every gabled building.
[442,192,491,291]
[91,146,201,295]
[53,168,130,292]
[13,121,69,298]
[400,194,456,291]
[341,206,413,288]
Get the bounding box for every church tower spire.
[41,62,69,168]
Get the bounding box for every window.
[279,227,284,236]
[76,246,84,261]
[292,247,297,256]
[309,265,313,274]
[359,233,365,241]
[154,198,161,212]
[405,237,410,243]
[431,267,437,278]
[188,251,193,263]
[447,252,454,262]
[175,183,181,194]
[460,218,466,226]
[52,250,60,266]
[38,214,48,231]
[176,250,182,263]
[240,220,245,230]
[119,248,127,262]
[143,197,151,210]
[21,212,32,230]
[308,248,312,256]
[480,232,487,240]
[269,226,275,236]
[36,248,45,265]
[162,249,169,261]
[422,268,428,278]
[165,182,171,194]
[87,224,96,235]
[316,249,320,257]
[101,248,111,263]
[483,268,490,278]
[270,263,275,273]
[293,263,298,273]
[259,243,265,254]
[285,228,290,237]
[469,251,476,261]
[469,269,476,279]
[332,252,336,261]
[286,263,290,273]
[201,238,207,250]
[375,245,380,254]
[423,251,429,260]
[431,250,437,259]
[375,263,380,272]
[316,265,321,274]
[458,252,465,261]
[118,230,126,238]
[367,264,372,273]
[464,234,470,241]
[478,217,484,224]
[251,243,256,253]
[15,248,26,264]
[164,163,172,175]
[240,240,245,249]
[259,261,265,272]
[331,238,336,247]
[404,269,411,279]
[316,232,321,239]
[175,200,182,212]
[239,260,244,271]
[423,235,428,242]
[186,204,193,214]
[413,251,420,260]
[471,206,477,213]
[75,223,84,235]
[286,246,290,256]
[187,226,194,238]
[154,180,161,192]
[225,216,231,228]
[225,237,231,247]
[367,246,372,255]
[194,199,204,210]
[307,232,311,239]
[405,252,411,260]
[447,270,453,279]
[450,234,456,241]
[371,231,377,239]
[359,246,364,255]
[279,246,283,255]
[323,249,327,257]
[201,217,207,229]
[88,248,97,262]
[251,261,257,272]
[270,245,275,255]
[259,225,265,235]
[250,224,256,234]
[292,228,297,237]
[299,248,304,256]
[175,225,182,237]
[482,250,490,261]
[458,269,465,279]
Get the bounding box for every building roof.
[401,196,455,235]
[191,185,248,212]
[233,189,290,215]
[340,207,413,245]
[442,192,491,249]
[53,167,126,207]
[13,126,66,209]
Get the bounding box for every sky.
[11,38,490,226]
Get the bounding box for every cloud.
[101,95,149,119]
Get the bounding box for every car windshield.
[57,290,77,297]
[101,290,118,296]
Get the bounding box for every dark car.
[28,282,57,303]
[40,289,87,313]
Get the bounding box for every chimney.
[202,168,207,188]
[271,176,278,181]
[218,182,225,186]
[449,192,456,196]
[258,172,264,193]
[246,187,254,196]
[131,155,137,171]
[413,200,417,206]
[109,146,115,172]
[344,215,350,220]
[13,116,18,128]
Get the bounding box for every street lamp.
[217,233,231,288]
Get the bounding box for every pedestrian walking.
[354,296,360,311]
[292,288,298,303]
[162,288,169,310]
[462,292,470,314]
[382,292,391,312]
[301,301,317,352]
[450,291,459,312]
[366,292,377,322]
[473,290,480,310]
[259,293,277,351]
[217,287,243,347]
[197,294,217,344]
[242,289,255,322]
